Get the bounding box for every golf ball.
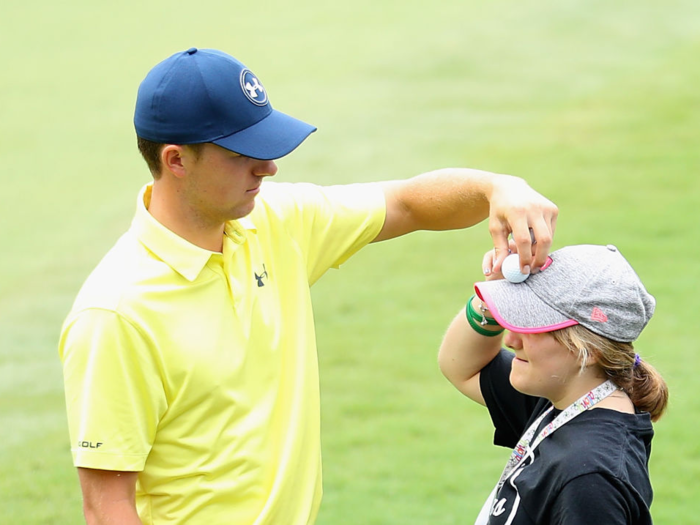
[502,254,529,283]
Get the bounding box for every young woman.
[439,244,668,525]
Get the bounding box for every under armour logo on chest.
[255,264,268,287]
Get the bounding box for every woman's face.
[503,330,583,407]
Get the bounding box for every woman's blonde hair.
[552,324,668,422]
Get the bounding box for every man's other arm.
[77,468,142,525]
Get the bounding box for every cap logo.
[240,69,268,106]
[591,307,608,323]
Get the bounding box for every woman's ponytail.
[553,325,668,422]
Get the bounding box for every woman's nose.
[503,331,522,350]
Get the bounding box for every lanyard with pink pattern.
[475,380,618,524]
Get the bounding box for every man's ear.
[161,145,188,178]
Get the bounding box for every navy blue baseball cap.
[134,48,316,160]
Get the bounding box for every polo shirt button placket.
[222,229,246,313]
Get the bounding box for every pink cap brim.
[475,281,579,334]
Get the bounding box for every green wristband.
[467,294,501,326]
[466,295,504,337]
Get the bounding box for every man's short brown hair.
[137,136,205,178]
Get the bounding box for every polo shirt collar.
[130,184,256,282]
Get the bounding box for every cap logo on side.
[591,307,608,323]
[240,70,268,106]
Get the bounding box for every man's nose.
[254,159,278,178]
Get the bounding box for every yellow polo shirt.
[59,181,385,524]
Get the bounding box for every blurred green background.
[2,0,699,523]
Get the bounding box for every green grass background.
[2,0,699,523]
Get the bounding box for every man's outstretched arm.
[373,168,558,272]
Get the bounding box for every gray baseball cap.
[474,244,655,343]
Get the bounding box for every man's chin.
[230,200,257,221]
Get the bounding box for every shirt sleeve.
[257,181,386,285]
[550,473,646,525]
[59,308,168,471]
[479,349,543,448]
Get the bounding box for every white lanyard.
[475,380,618,524]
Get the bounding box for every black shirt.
[478,349,655,525]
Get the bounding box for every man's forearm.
[84,499,143,525]
[375,168,557,270]
[376,168,495,240]
[78,468,141,525]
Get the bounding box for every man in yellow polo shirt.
[59,48,558,525]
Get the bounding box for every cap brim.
[213,109,316,160]
[475,279,578,334]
